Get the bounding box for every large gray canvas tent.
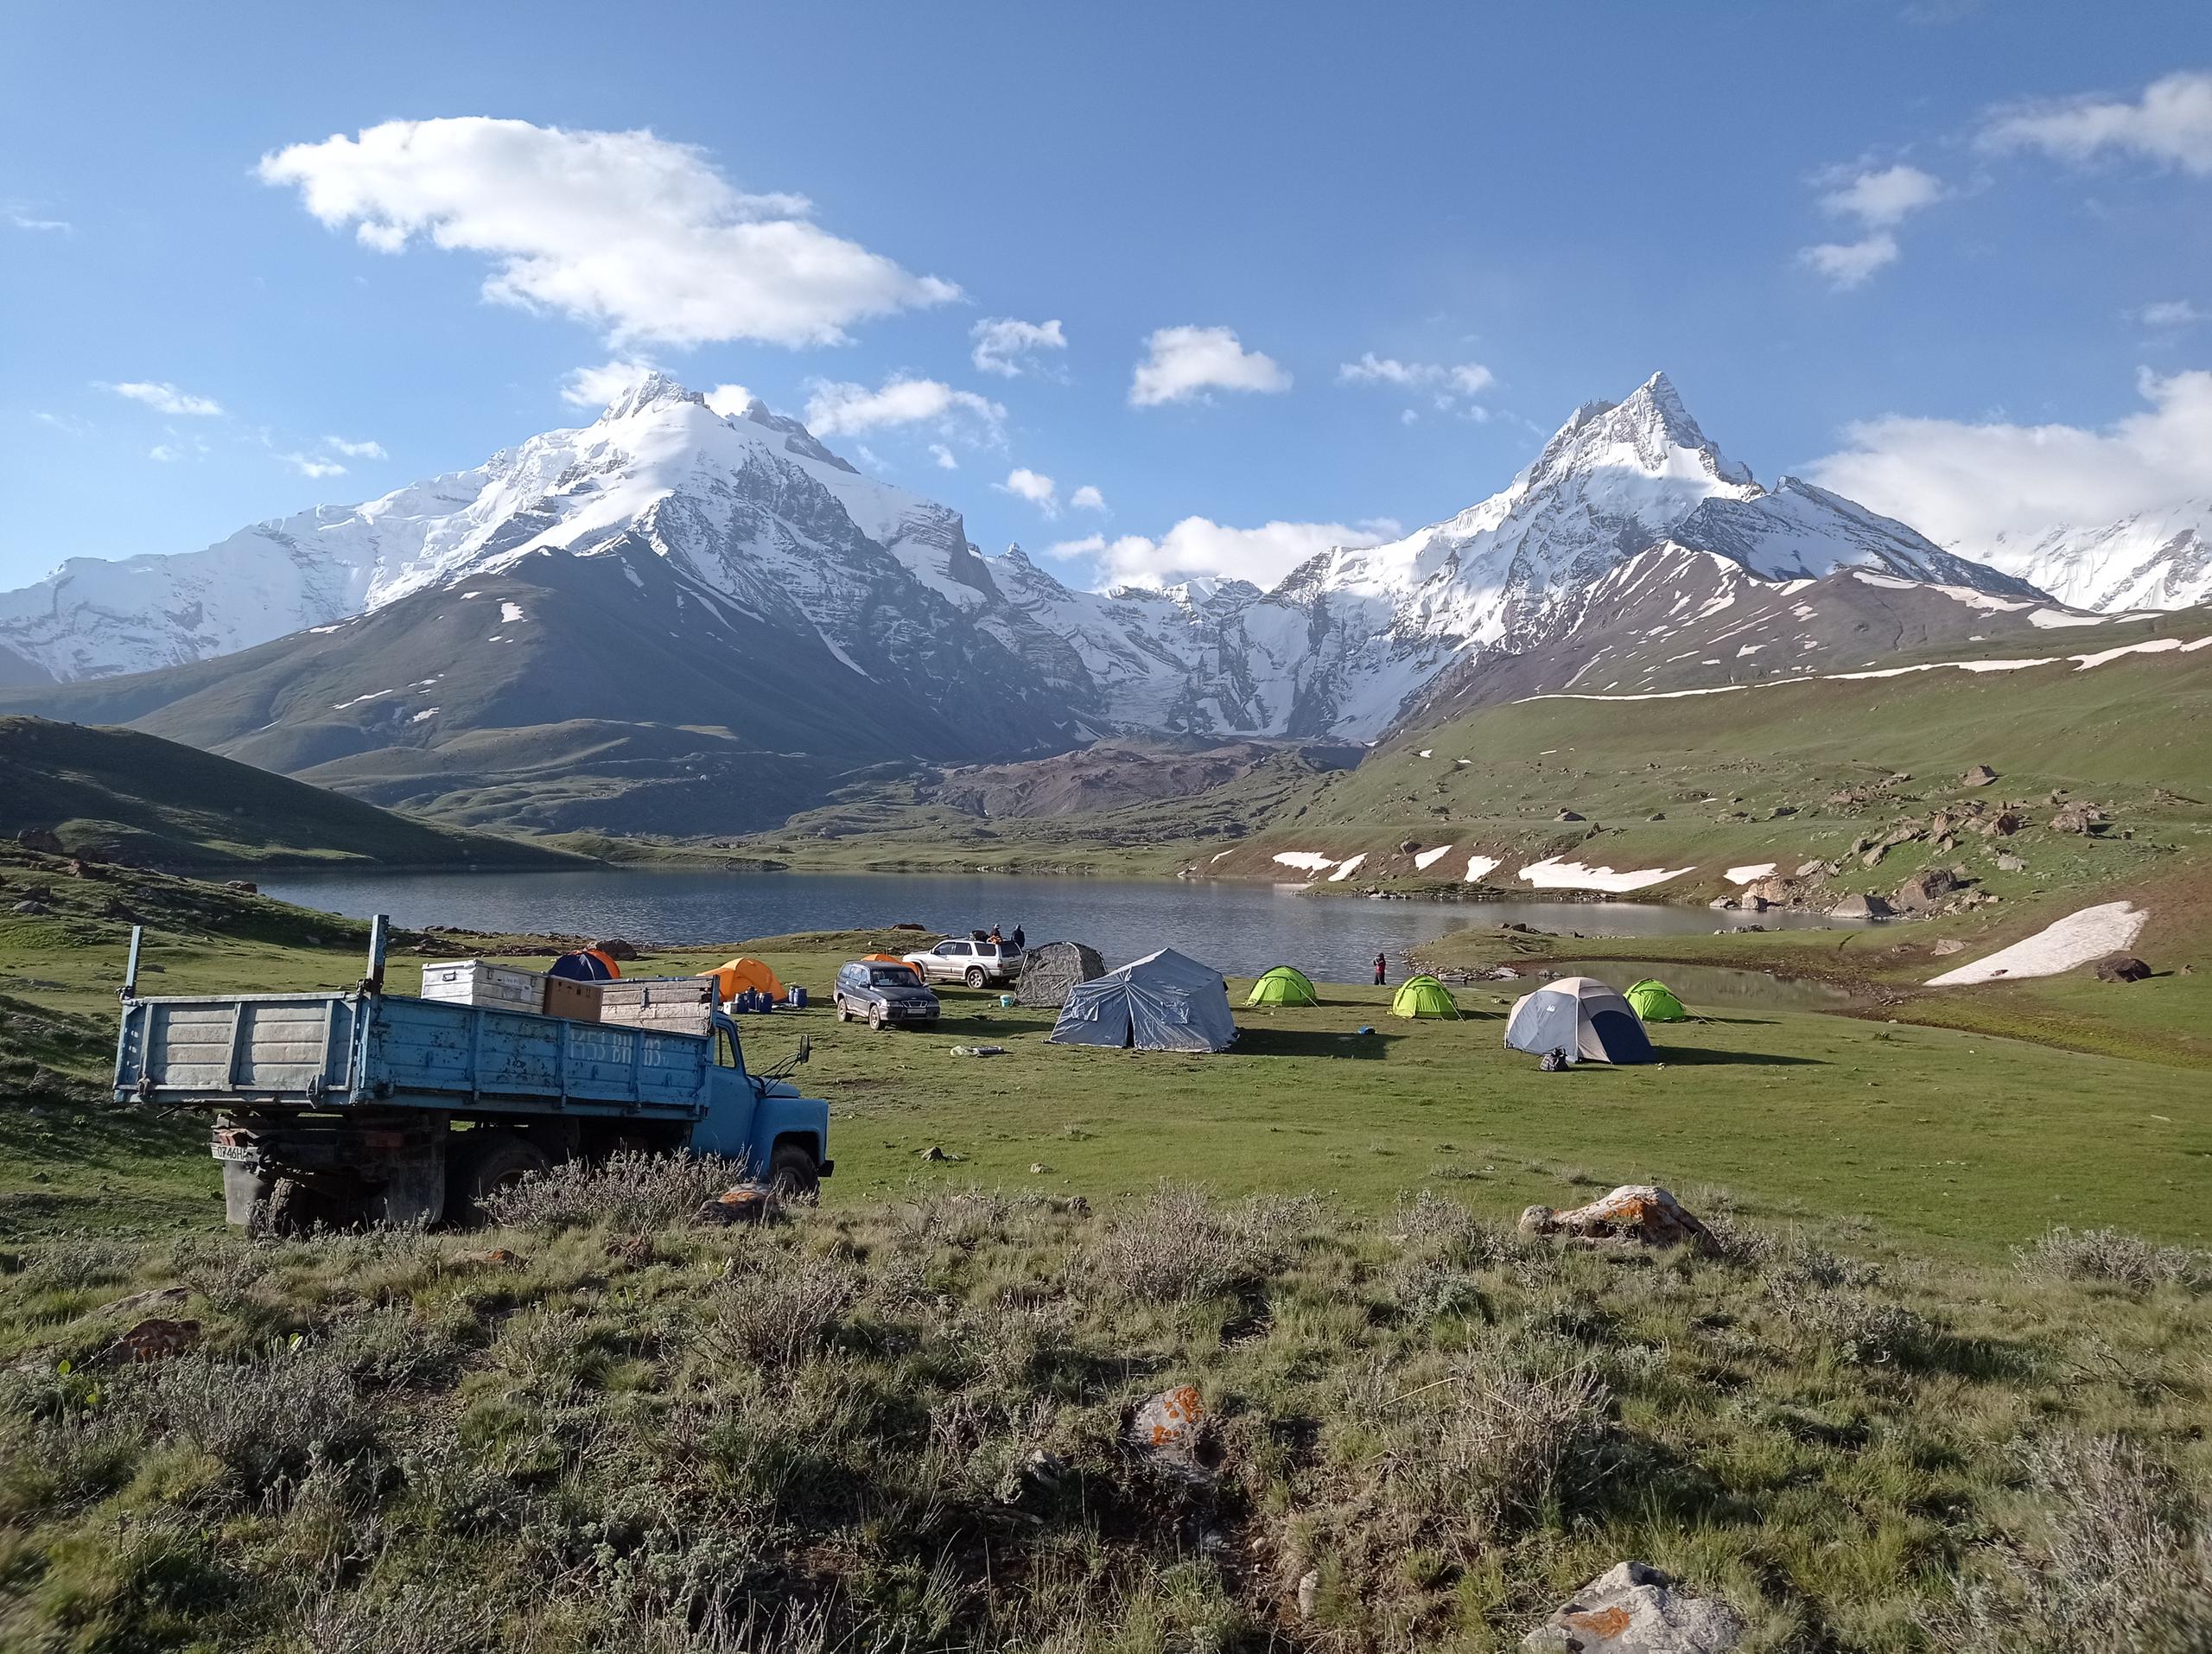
[1015,941,1106,1008]
[1503,976,1654,1065]
[1047,947,1236,1053]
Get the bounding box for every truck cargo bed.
[117,990,714,1120]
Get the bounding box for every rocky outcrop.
[1891,866,1961,912]
[1522,1561,1745,1653]
[1125,1384,1220,1484]
[1828,893,1895,919]
[2093,953,2152,983]
[1518,1186,1713,1250]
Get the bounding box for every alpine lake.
[254,867,1878,1011]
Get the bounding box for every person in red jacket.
[1373,952,1388,986]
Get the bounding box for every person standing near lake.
[1011,925,1025,951]
[1373,952,1388,986]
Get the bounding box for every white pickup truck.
[903,937,1024,989]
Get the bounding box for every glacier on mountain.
[1967,499,2212,614]
[0,370,2059,743]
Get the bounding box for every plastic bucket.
[998,994,1014,1008]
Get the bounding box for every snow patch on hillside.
[1516,857,1694,893]
[1927,901,2149,986]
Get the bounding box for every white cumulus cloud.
[148,444,181,462]
[1338,353,1494,417]
[2134,299,2204,328]
[1800,162,1943,289]
[1820,162,1945,226]
[258,117,960,348]
[971,316,1067,378]
[1979,69,2212,175]
[1808,367,2212,549]
[325,436,386,459]
[1070,484,1106,512]
[283,452,347,479]
[705,383,756,417]
[1799,232,1901,289]
[997,468,1058,515]
[1049,516,1386,589]
[105,380,223,417]
[1128,325,1291,407]
[561,359,659,408]
[802,374,1005,441]
[928,443,958,470]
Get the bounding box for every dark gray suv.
[834,960,941,1030]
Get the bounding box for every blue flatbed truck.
[111,918,832,1232]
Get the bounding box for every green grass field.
[3,868,2209,1650]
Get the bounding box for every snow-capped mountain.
[963,373,2041,741]
[1968,500,2212,614]
[0,370,2063,834]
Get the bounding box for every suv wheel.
[836,1000,852,1022]
[964,966,988,989]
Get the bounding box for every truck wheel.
[448,1133,553,1226]
[250,1176,320,1237]
[836,1000,852,1022]
[868,1005,886,1030]
[768,1143,819,1204]
[965,967,988,989]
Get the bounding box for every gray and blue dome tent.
[1047,947,1236,1053]
[1503,976,1653,1065]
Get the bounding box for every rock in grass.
[1827,892,1895,919]
[98,1317,200,1366]
[2092,953,2152,983]
[1961,764,1999,786]
[1522,1560,1745,1651]
[1126,1384,1220,1484]
[695,1186,776,1225]
[1519,1186,1713,1250]
[1891,867,1959,912]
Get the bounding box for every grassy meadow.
[3,850,2210,1649]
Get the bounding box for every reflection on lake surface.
[255,868,1867,988]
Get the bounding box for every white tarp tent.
[1047,947,1236,1053]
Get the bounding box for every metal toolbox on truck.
[541,975,603,1022]
[419,959,546,1012]
[598,976,717,1038]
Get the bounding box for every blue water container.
[789,985,807,1009]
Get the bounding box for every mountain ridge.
[0,370,2146,836]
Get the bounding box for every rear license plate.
[210,1142,261,1163]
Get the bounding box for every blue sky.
[4,1,2209,592]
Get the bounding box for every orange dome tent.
[702,957,785,1002]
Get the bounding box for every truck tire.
[768,1142,819,1204]
[250,1176,321,1238]
[447,1132,553,1226]
[868,1005,886,1030]
[964,966,988,989]
[836,1000,853,1022]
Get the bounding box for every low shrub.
[480,1151,750,1232]
[2015,1225,2210,1293]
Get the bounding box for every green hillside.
[0,716,588,869]
[1211,646,2212,903]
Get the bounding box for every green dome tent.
[1247,965,1319,1007]
[1389,974,1461,1019]
[1624,978,1688,1021]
